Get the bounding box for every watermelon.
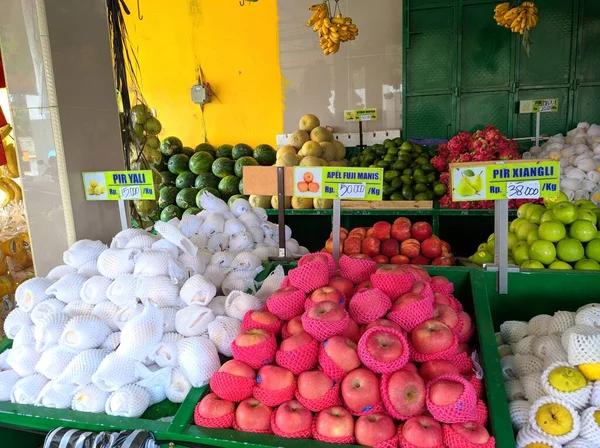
[254,144,277,166]
[215,144,233,159]
[239,178,244,195]
[195,172,221,190]
[175,171,197,189]
[218,175,240,198]
[160,171,177,186]
[183,207,201,217]
[212,157,235,178]
[227,194,248,207]
[234,156,259,178]
[232,143,253,160]
[160,136,183,156]
[161,205,183,221]
[181,146,195,158]
[195,143,216,157]
[196,188,221,208]
[189,151,214,175]
[168,154,190,175]
[176,187,198,209]
[158,186,179,208]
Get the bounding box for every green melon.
[160,171,177,186]
[158,186,179,209]
[212,157,235,178]
[228,194,248,207]
[168,154,190,175]
[175,171,197,189]
[161,205,183,221]
[218,175,241,198]
[183,207,201,217]
[176,187,198,209]
[195,172,221,190]
[232,143,254,160]
[194,143,216,157]
[254,144,277,166]
[215,144,233,159]
[189,151,214,175]
[196,188,221,208]
[181,146,195,158]
[239,178,244,195]
[234,156,259,178]
[160,136,183,157]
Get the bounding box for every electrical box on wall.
[191,84,211,106]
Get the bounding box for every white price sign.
[506,180,540,199]
[120,185,142,200]
[360,114,372,121]
[338,183,366,199]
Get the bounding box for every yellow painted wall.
[124,0,283,148]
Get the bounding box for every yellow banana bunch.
[307,4,359,56]
[306,3,328,27]
[493,2,510,25]
[493,2,538,34]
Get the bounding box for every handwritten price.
[120,186,141,200]
[338,183,366,199]
[506,181,540,199]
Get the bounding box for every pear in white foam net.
[56,349,109,386]
[79,276,112,304]
[177,336,220,387]
[34,312,70,352]
[15,278,53,312]
[71,384,110,413]
[46,265,77,281]
[91,352,141,392]
[46,273,87,303]
[136,276,180,307]
[35,346,76,379]
[180,274,217,306]
[59,316,111,351]
[105,384,150,418]
[30,299,66,326]
[7,346,40,376]
[11,374,48,405]
[117,303,163,361]
[0,370,20,401]
[97,248,139,279]
[63,239,107,268]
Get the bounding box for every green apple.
[577,209,598,225]
[507,232,518,251]
[540,210,555,223]
[528,205,547,224]
[574,258,600,271]
[548,260,573,270]
[521,260,545,269]
[517,203,532,218]
[477,243,488,252]
[516,221,538,241]
[513,241,530,265]
[509,218,525,233]
[527,229,539,245]
[538,220,566,243]
[585,238,600,262]
[574,199,596,209]
[553,202,578,225]
[570,219,598,243]
[471,250,494,266]
[508,258,516,265]
[487,239,495,253]
[556,238,585,262]
[543,191,568,209]
[487,233,495,243]
[529,240,557,265]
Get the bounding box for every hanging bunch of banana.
[306,2,359,56]
[494,2,538,35]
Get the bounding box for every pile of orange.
[297,171,320,193]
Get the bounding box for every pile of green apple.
[470,192,600,270]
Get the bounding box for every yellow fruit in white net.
[578,363,600,381]
[548,366,587,392]
[535,403,574,436]
[595,410,600,426]
[524,444,553,448]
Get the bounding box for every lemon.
[93,185,103,195]
[536,403,573,436]
[90,180,98,187]
[578,363,600,381]
[548,366,587,392]
[87,186,95,195]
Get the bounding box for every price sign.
[82,170,155,201]
[519,98,559,114]
[293,167,383,201]
[450,160,559,201]
[344,108,377,122]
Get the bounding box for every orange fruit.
[297,182,309,192]
[308,182,319,192]
[303,172,314,183]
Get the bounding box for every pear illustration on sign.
[454,168,486,199]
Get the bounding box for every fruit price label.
[82,170,155,201]
[450,160,559,201]
[519,98,559,114]
[344,108,377,122]
[293,167,383,201]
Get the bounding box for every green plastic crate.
[469,269,600,448]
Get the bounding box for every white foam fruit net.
[56,349,108,386]
[501,321,529,344]
[11,374,49,405]
[78,260,100,277]
[189,233,208,250]
[0,350,9,370]
[136,276,180,307]
[541,362,592,409]
[97,248,139,279]
[4,308,32,339]
[230,252,261,271]
[521,373,547,402]
[207,234,229,253]
[59,316,111,351]
[149,332,183,368]
[135,363,171,405]
[228,232,254,252]
[46,265,77,281]
[515,355,544,378]
[15,277,53,312]
[592,381,600,407]
[564,438,596,448]
[34,312,70,352]
[230,198,251,217]
[206,296,227,317]
[516,424,562,448]
[111,228,148,249]
[30,299,66,325]
[579,406,600,445]
[566,326,600,365]
[201,214,225,236]
[175,305,214,337]
[63,300,94,317]
[102,332,121,351]
[224,219,246,237]
[512,335,535,356]
[155,221,197,257]
[91,352,141,392]
[533,335,565,359]
[165,367,191,404]
[575,307,600,327]
[178,214,203,238]
[238,211,261,229]
[210,251,236,269]
[178,253,206,277]
[7,345,40,377]
[202,266,226,289]
[221,274,255,297]
[36,381,78,409]
[225,290,262,321]
[0,370,20,401]
[117,304,163,361]
[46,273,87,304]
[71,384,110,413]
[105,384,150,418]
[180,274,217,306]
[528,396,581,444]
[152,239,179,259]
[501,354,517,380]
[177,336,220,387]
[505,379,525,401]
[106,275,138,308]
[508,400,530,431]
[249,227,264,245]
[527,314,552,337]
[91,302,120,331]
[207,316,241,357]
[35,346,76,379]
[63,239,106,268]
[161,307,177,333]
[548,311,577,335]
[124,233,157,250]
[12,326,36,348]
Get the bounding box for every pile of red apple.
[323,218,456,266]
[194,253,494,448]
